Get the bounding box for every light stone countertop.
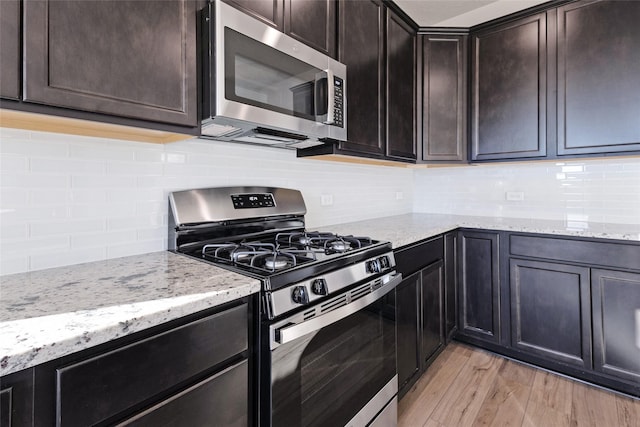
[318,213,640,248]
[2,214,639,377]
[0,251,260,376]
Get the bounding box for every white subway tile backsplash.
[3,127,637,275]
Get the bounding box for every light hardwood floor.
[398,343,640,427]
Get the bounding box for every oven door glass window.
[269,291,396,426]
[225,28,328,121]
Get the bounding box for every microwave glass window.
[225,28,323,120]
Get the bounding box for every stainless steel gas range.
[169,186,400,427]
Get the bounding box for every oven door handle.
[274,272,402,346]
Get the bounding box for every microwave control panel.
[333,76,344,128]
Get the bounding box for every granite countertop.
[3,214,638,377]
[0,251,261,376]
[319,213,640,248]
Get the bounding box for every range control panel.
[231,193,276,209]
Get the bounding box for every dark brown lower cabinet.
[510,258,592,368]
[458,230,501,344]
[395,237,447,398]
[591,269,640,384]
[120,360,248,427]
[396,271,421,395]
[0,298,252,426]
[456,230,639,397]
[0,368,34,427]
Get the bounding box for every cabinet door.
[337,0,385,156]
[421,34,467,162]
[458,231,500,343]
[444,232,457,340]
[284,0,336,58]
[510,259,592,368]
[592,269,640,384]
[396,271,421,396]
[23,0,198,127]
[471,14,547,160]
[556,0,640,155]
[421,260,444,364]
[0,0,21,100]
[224,0,283,29]
[120,360,248,427]
[0,369,34,427]
[386,10,416,160]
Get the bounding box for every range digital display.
[231,193,276,209]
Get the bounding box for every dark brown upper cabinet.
[336,0,386,157]
[556,0,640,156]
[285,0,336,58]
[419,33,468,163]
[386,8,417,161]
[225,0,336,58]
[224,0,284,29]
[0,0,21,100]
[470,13,547,161]
[22,0,199,127]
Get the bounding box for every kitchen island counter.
[0,251,260,376]
[320,213,640,248]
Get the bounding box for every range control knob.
[366,260,381,274]
[311,278,328,296]
[291,286,309,305]
[378,256,390,269]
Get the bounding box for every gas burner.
[327,240,352,252]
[264,255,292,271]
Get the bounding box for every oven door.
[265,273,401,427]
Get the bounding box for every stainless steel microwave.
[200,0,347,149]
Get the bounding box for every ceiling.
[393,0,550,27]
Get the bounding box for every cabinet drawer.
[57,303,248,426]
[510,234,640,271]
[119,360,248,427]
[396,236,444,276]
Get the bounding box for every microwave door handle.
[315,69,335,125]
[274,272,402,347]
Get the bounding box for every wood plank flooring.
[398,343,640,427]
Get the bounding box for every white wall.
[0,128,413,275]
[413,158,640,225]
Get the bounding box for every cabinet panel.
[120,360,248,427]
[386,10,416,160]
[557,0,640,155]
[337,0,385,156]
[0,369,34,427]
[23,0,198,127]
[444,232,457,340]
[421,35,467,162]
[510,259,592,368]
[396,272,421,395]
[0,0,21,100]
[459,231,500,343]
[592,269,640,384]
[421,261,444,363]
[471,14,546,160]
[57,303,248,426]
[224,0,283,29]
[285,0,336,58]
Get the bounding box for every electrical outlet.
[506,191,525,201]
[396,191,404,201]
[321,194,333,206]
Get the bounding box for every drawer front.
[119,360,248,427]
[510,234,640,271]
[395,236,444,276]
[57,303,248,426]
